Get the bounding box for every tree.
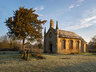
[5,7,46,51]
[87,35,96,52]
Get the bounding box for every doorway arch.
[49,43,53,53]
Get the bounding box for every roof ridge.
[59,29,75,33]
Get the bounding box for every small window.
[64,40,66,49]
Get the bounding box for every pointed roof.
[56,21,58,29]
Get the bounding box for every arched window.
[64,40,66,49]
[61,40,66,49]
[69,40,73,49]
[76,41,79,49]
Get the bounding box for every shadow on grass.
[79,53,96,56]
[48,62,96,72]
[43,53,68,56]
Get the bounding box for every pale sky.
[0,0,96,43]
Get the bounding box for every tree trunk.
[26,50,29,61]
[22,38,25,51]
[22,38,26,59]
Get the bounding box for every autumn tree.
[5,7,46,51]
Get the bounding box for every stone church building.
[44,19,86,54]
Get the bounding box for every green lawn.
[0,51,96,72]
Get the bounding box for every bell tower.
[56,21,58,29]
[50,19,54,28]
[44,27,46,35]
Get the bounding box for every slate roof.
[59,30,82,39]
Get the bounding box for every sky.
[0,0,96,43]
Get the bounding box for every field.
[0,51,96,72]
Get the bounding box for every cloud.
[76,4,80,7]
[39,6,44,11]
[38,14,44,17]
[35,6,44,11]
[65,16,96,30]
[77,0,85,3]
[69,0,85,9]
[82,8,96,17]
[69,4,80,9]
[69,4,75,9]
[81,16,96,24]
[64,9,96,30]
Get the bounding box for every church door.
[49,44,53,53]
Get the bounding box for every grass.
[0,51,96,72]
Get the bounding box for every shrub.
[31,53,46,59]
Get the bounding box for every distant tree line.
[87,35,96,53]
[0,35,22,51]
[0,35,44,51]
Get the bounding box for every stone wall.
[57,38,83,54]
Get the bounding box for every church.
[44,19,86,54]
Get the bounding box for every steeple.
[56,21,58,29]
[44,27,46,35]
[50,19,54,28]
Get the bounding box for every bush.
[38,43,43,49]
[13,46,21,51]
[0,48,13,51]
[31,53,46,59]
[0,46,21,51]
